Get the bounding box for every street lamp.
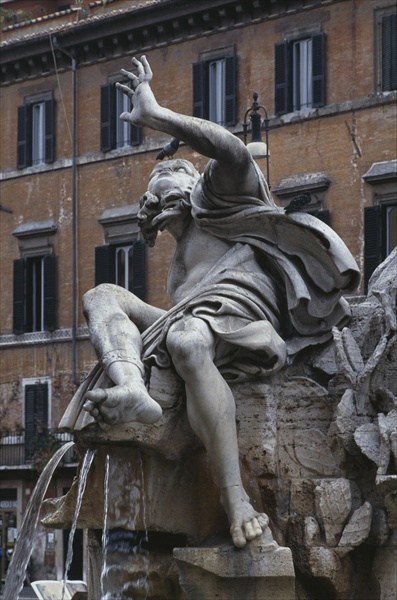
[243,92,270,187]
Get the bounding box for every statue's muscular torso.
[167,219,233,305]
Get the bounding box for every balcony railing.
[0,429,78,468]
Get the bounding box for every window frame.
[96,204,147,299]
[100,80,142,153]
[22,378,51,462]
[375,7,397,92]
[193,49,237,127]
[17,92,55,169]
[363,160,397,290]
[12,220,58,334]
[275,32,326,116]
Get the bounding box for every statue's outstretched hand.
[116,56,158,126]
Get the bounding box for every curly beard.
[138,190,191,247]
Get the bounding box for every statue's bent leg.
[82,284,165,425]
[166,316,269,548]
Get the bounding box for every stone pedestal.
[174,533,295,600]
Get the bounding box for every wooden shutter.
[315,209,330,225]
[44,98,55,163]
[100,83,115,152]
[17,104,31,169]
[312,33,326,108]
[25,383,49,461]
[382,14,397,91]
[364,205,381,292]
[224,55,237,126]
[13,258,26,334]
[275,41,290,115]
[95,245,115,285]
[131,240,147,300]
[43,255,57,332]
[193,61,206,118]
[130,124,142,146]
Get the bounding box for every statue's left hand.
[116,56,158,127]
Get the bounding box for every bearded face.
[138,159,200,246]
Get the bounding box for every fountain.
[8,55,396,598]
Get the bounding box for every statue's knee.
[82,284,118,313]
[167,328,212,371]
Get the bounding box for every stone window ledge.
[0,326,89,348]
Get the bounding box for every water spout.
[62,448,96,600]
[2,441,75,600]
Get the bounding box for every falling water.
[100,451,149,599]
[100,453,110,599]
[2,441,75,600]
[61,448,96,600]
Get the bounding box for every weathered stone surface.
[337,501,372,554]
[174,536,295,600]
[314,479,352,547]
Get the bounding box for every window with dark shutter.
[95,245,115,286]
[17,105,31,169]
[192,53,236,125]
[13,258,26,334]
[382,13,397,91]
[17,95,55,169]
[364,205,381,292]
[312,33,326,107]
[43,254,57,331]
[130,124,142,146]
[275,41,289,116]
[44,98,55,163]
[13,255,58,334]
[25,383,49,461]
[131,240,147,299]
[193,61,206,119]
[100,83,114,152]
[224,55,237,126]
[275,34,326,115]
[314,209,330,225]
[95,242,147,300]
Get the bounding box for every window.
[12,220,57,334]
[376,9,397,92]
[363,160,397,290]
[13,255,57,334]
[364,201,397,289]
[95,242,146,299]
[24,382,49,462]
[96,205,147,299]
[17,94,55,169]
[193,52,237,126]
[275,33,326,115]
[100,81,142,152]
[273,172,331,224]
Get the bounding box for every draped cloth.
[141,159,360,382]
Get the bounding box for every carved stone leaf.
[294,429,338,476]
[354,423,381,466]
[315,478,352,546]
[338,501,372,549]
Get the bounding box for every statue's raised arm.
[116,56,257,197]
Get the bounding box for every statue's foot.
[221,485,270,549]
[83,378,162,425]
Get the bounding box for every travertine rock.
[314,479,352,546]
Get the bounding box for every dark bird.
[156,137,180,160]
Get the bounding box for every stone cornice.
[1,0,342,85]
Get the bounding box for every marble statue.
[82,56,360,550]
